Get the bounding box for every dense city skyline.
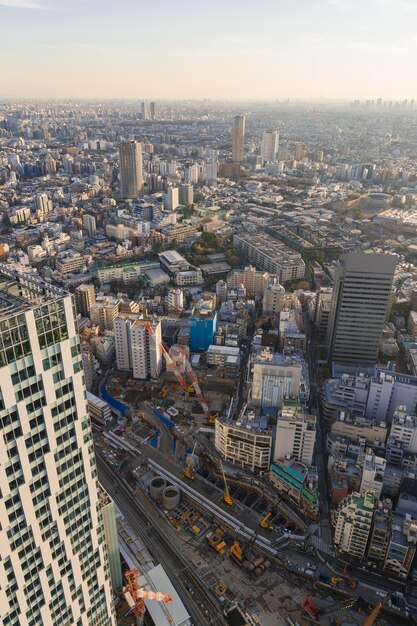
[1,0,417,100]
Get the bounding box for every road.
[303,309,332,545]
[97,457,228,626]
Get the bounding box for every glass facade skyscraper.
[0,268,115,626]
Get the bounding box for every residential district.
[2,99,417,626]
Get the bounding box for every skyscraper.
[232,115,245,162]
[0,268,115,626]
[141,101,148,120]
[119,140,144,198]
[326,252,397,369]
[75,283,96,318]
[261,130,279,163]
[150,101,158,120]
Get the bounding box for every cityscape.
[2,2,417,626]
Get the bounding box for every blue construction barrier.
[101,387,130,416]
[150,430,160,448]
[149,407,176,430]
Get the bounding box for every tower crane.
[259,512,274,532]
[363,602,382,626]
[220,460,233,506]
[143,324,216,425]
[184,442,197,480]
[123,568,173,626]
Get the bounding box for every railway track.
[97,457,228,626]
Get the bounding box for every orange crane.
[123,568,173,626]
[301,595,319,621]
[220,460,233,506]
[363,602,381,626]
[260,512,274,531]
[343,563,357,589]
[184,442,197,480]
[143,325,216,424]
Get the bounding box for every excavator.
[260,512,274,532]
[230,540,244,564]
[123,568,173,626]
[184,442,197,481]
[220,460,233,506]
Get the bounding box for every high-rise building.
[150,101,158,120]
[274,405,316,466]
[90,296,120,331]
[119,140,144,198]
[334,491,375,558]
[261,130,279,162]
[83,213,97,237]
[232,115,245,162]
[141,101,148,120]
[179,183,194,207]
[326,253,397,369]
[74,284,96,318]
[0,268,115,626]
[164,186,179,212]
[114,315,162,379]
[98,486,123,594]
[262,277,285,316]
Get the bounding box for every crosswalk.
[310,535,335,556]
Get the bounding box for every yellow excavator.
[220,461,233,506]
[260,512,274,531]
[230,540,244,563]
[184,443,197,481]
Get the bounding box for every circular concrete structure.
[149,476,166,502]
[162,485,181,510]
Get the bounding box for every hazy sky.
[1,0,417,100]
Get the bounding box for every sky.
[1,0,417,100]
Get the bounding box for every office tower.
[0,268,115,626]
[334,491,375,558]
[326,253,397,369]
[75,283,96,318]
[185,163,199,184]
[83,213,97,237]
[206,160,218,185]
[119,140,144,198]
[232,115,245,162]
[261,130,279,163]
[150,101,158,120]
[114,315,162,379]
[141,101,148,120]
[179,182,194,207]
[274,405,316,466]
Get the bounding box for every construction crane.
[363,603,382,626]
[260,512,274,531]
[343,563,357,589]
[230,540,244,563]
[184,442,197,480]
[144,326,216,425]
[220,460,233,506]
[123,568,173,626]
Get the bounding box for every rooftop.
[0,267,67,319]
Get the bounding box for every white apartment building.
[262,277,285,316]
[114,314,162,379]
[334,491,375,559]
[215,417,272,474]
[167,288,184,312]
[359,450,386,499]
[164,186,179,212]
[233,234,305,284]
[390,406,417,452]
[274,405,316,466]
[83,213,97,237]
[366,369,417,422]
[0,268,115,626]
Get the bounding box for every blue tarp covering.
[101,387,130,416]
[149,407,176,430]
[150,430,160,448]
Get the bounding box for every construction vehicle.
[363,603,381,626]
[220,461,233,506]
[161,386,168,398]
[184,442,197,481]
[330,577,344,586]
[123,568,173,626]
[301,595,319,621]
[230,540,244,564]
[260,512,274,531]
[207,527,224,549]
[144,328,217,425]
[215,540,227,556]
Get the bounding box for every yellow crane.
[260,512,274,531]
[363,602,382,626]
[220,461,233,506]
[184,443,197,481]
[230,540,244,563]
